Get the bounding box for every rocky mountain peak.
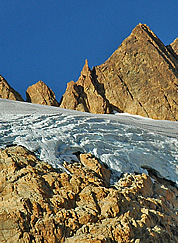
[26,80,59,106]
[132,23,158,37]
[0,75,24,101]
[0,24,177,120]
[60,24,178,120]
[60,60,112,114]
[81,59,90,77]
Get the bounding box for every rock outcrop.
[0,24,177,119]
[26,81,59,106]
[167,38,178,56]
[60,59,111,113]
[0,76,24,101]
[0,145,177,242]
[60,24,178,120]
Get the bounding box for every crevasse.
[0,98,177,185]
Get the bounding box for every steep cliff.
[60,24,178,120]
[0,75,24,101]
[0,145,177,242]
[60,59,111,113]
[26,80,59,106]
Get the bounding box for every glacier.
[0,98,177,185]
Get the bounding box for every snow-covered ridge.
[0,98,177,185]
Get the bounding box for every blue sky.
[0,1,177,101]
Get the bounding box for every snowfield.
[0,98,177,185]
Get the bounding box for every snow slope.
[0,98,177,185]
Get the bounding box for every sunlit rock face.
[0,75,24,101]
[0,24,177,120]
[0,145,177,242]
[26,80,59,106]
[60,24,178,121]
[60,59,111,114]
[167,37,178,56]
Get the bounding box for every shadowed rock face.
[60,59,112,114]
[0,145,177,242]
[60,24,178,120]
[26,80,59,106]
[167,37,178,56]
[0,76,24,101]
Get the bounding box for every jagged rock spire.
[60,23,178,120]
[0,75,24,101]
[81,59,90,76]
[60,59,112,114]
[26,80,59,106]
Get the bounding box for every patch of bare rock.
[26,81,59,106]
[60,24,178,120]
[0,145,177,242]
[167,37,178,56]
[0,23,177,120]
[0,76,23,101]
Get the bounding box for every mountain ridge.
[0,23,177,242]
[0,23,177,120]
[0,75,24,101]
[60,23,178,120]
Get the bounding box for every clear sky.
[0,0,177,101]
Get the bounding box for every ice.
[0,98,177,185]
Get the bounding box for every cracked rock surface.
[60,24,178,121]
[0,145,177,242]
